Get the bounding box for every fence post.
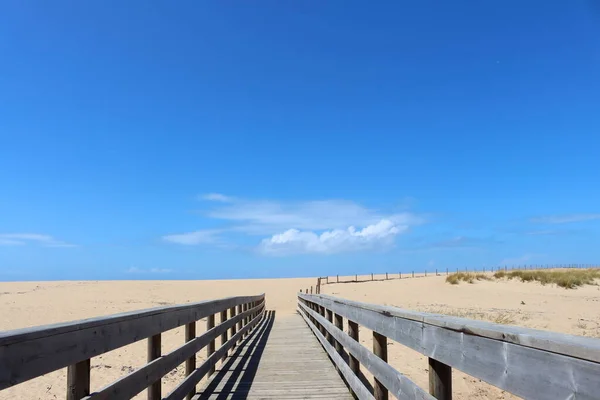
[412,271,414,278]
[436,268,438,276]
[373,331,389,400]
[326,276,329,284]
[237,304,243,343]
[66,359,90,400]
[429,358,452,400]
[399,272,401,279]
[207,314,216,376]
[348,320,360,375]
[220,309,228,361]
[386,272,389,280]
[355,274,358,281]
[425,270,427,277]
[337,274,339,283]
[371,273,374,281]
[229,306,237,348]
[446,268,448,276]
[310,286,313,294]
[334,314,343,356]
[147,334,161,399]
[326,309,334,345]
[185,322,196,400]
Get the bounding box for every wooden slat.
[185,322,196,400]
[195,312,352,399]
[373,331,388,400]
[297,306,374,400]
[164,305,266,400]
[300,294,600,400]
[429,358,451,400]
[0,294,264,390]
[298,301,433,400]
[66,359,90,400]
[147,334,161,400]
[82,302,264,400]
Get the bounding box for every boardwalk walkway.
[194,310,353,399]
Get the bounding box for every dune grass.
[447,268,600,289]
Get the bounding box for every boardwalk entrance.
[195,311,353,399]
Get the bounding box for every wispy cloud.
[530,214,600,224]
[162,230,221,245]
[165,195,424,255]
[525,230,560,236]
[200,193,235,203]
[0,233,75,247]
[126,267,172,274]
[258,219,404,255]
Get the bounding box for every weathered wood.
[300,294,600,400]
[229,306,237,350]
[83,303,263,400]
[334,313,343,356]
[298,301,432,400]
[67,358,90,400]
[207,314,216,377]
[0,294,264,390]
[185,322,196,400]
[298,306,374,400]
[326,309,334,345]
[373,331,388,400]
[429,358,452,400]
[220,309,228,362]
[236,304,243,343]
[147,334,161,400]
[242,303,248,338]
[348,319,360,375]
[164,306,265,400]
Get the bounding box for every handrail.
[298,293,600,400]
[0,294,266,400]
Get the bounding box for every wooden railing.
[0,294,265,400]
[298,293,600,400]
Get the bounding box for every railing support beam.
[66,358,90,400]
[207,314,215,377]
[429,358,452,400]
[147,334,161,400]
[373,331,388,400]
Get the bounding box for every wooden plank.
[147,334,161,400]
[66,359,90,400]
[236,304,243,344]
[195,313,352,399]
[83,303,263,400]
[429,358,451,400]
[164,306,265,400]
[298,307,374,400]
[348,319,360,376]
[301,294,600,363]
[334,313,343,356]
[185,322,196,400]
[300,294,600,400]
[298,301,433,400]
[220,309,228,362]
[373,331,388,400]
[0,294,264,390]
[207,314,215,377]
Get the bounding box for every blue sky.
[1,1,599,281]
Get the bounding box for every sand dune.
[1,275,598,399]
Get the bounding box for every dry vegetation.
[446,268,600,289]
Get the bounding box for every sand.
[1,275,599,399]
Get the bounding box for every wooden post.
[326,276,329,284]
[237,304,243,343]
[326,309,334,345]
[337,274,339,283]
[436,268,438,276]
[399,272,401,279]
[185,322,196,399]
[348,320,360,375]
[429,358,452,400]
[147,334,161,399]
[66,359,90,400]
[310,286,313,294]
[373,332,388,400]
[319,306,326,335]
[386,272,388,280]
[230,306,237,347]
[446,268,448,276]
[412,271,414,278]
[425,270,427,277]
[334,314,343,355]
[207,314,216,376]
[371,273,374,281]
[220,309,228,361]
[355,274,358,281]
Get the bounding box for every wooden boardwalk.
[194,310,353,399]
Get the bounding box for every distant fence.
[0,294,266,400]
[309,263,600,293]
[298,293,600,400]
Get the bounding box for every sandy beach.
[1,275,599,399]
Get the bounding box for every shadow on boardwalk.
[197,310,276,399]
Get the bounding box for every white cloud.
[200,193,235,203]
[258,219,404,255]
[0,233,75,247]
[126,267,172,274]
[531,214,600,224]
[498,253,542,266]
[162,230,220,245]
